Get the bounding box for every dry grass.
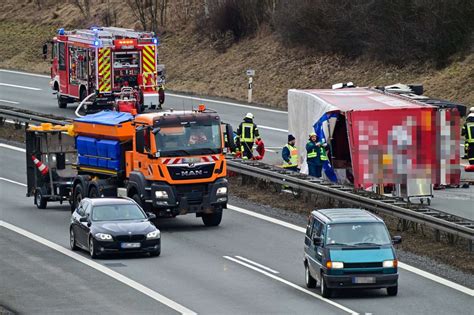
[0,1,472,108]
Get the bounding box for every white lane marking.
[167,93,287,114]
[259,125,288,133]
[0,69,50,78]
[0,220,197,315]
[228,205,305,233]
[0,99,19,104]
[223,256,358,314]
[398,262,474,296]
[227,205,474,296]
[0,143,26,152]
[234,255,279,274]
[0,177,27,187]
[0,83,42,91]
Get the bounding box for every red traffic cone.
[31,155,49,176]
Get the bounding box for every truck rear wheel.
[72,184,84,213]
[202,212,222,227]
[131,194,144,209]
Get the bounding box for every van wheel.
[321,275,332,298]
[35,189,47,209]
[305,263,316,288]
[202,212,222,226]
[387,285,398,296]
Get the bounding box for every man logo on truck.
[181,170,203,177]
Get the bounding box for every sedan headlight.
[216,187,227,195]
[95,233,113,241]
[326,261,344,269]
[146,230,161,240]
[155,191,168,199]
[383,259,398,268]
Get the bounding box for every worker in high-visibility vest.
[462,107,474,165]
[306,132,328,178]
[282,134,299,171]
[236,113,259,159]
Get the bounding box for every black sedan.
[70,197,161,258]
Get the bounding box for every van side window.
[305,216,314,238]
[312,219,323,238]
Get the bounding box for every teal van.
[303,209,401,298]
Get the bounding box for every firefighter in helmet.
[236,113,259,159]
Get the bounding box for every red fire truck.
[49,26,165,113]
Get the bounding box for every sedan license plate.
[121,242,141,249]
[353,277,376,284]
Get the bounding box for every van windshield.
[326,222,391,246]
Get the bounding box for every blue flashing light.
[91,26,99,32]
[57,28,65,35]
[94,40,100,47]
[153,37,159,45]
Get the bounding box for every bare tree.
[71,0,91,19]
[126,0,149,30]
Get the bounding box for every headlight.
[326,261,344,269]
[95,233,113,241]
[383,259,398,268]
[147,230,161,240]
[155,191,168,199]
[216,187,227,195]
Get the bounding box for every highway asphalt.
[1,145,473,314]
[0,69,472,220]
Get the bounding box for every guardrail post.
[434,229,441,242]
[468,240,473,253]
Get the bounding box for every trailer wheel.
[89,186,99,198]
[202,211,222,227]
[57,93,67,109]
[35,189,47,209]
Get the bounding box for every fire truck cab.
[49,26,165,113]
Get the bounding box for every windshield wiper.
[327,242,352,246]
[353,242,383,246]
[195,148,220,154]
[162,149,191,156]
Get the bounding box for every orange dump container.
[73,111,134,141]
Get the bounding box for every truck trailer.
[26,107,234,226]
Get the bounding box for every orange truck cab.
[70,107,232,226]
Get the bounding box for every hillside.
[1,0,473,108]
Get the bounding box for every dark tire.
[387,285,398,296]
[158,88,165,105]
[72,184,84,213]
[321,275,332,298]
[150,249,161,257]
[89,186,99,199]
[80,87,87,102]
[57,93,67,109]
[131,193,143,208]
[305,263,316,288]
[35,189,47,209]
[89,236,99,259]
[70,228,79,251]
[202,212,222,227]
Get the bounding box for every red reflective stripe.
[211,155,219,161]
[202,156,210,162]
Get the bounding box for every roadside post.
[246,69,255,103]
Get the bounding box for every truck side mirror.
[136,126,145,153]
[224,123,236,152]
[392,236,402,244]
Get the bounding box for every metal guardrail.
[1,106,472,245]
[228,159,474,244]
[0,105,69,126]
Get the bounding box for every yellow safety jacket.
[466,122,474,143]
[319,146,328,161]
[283,144,298,168]
[240,122,255,142]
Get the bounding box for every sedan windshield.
[326,222,391,246]
[155,122,222,157]
[91,204,147,222]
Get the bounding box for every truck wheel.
[387,285,398,296]
[321,275,332,298]
[89,186,99,198]
[202,212,222,227]
[305,263,316,288]
[57,93,67,109]
[131,194,144,208]
[35,189,47,209]
[72,184,84,212]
